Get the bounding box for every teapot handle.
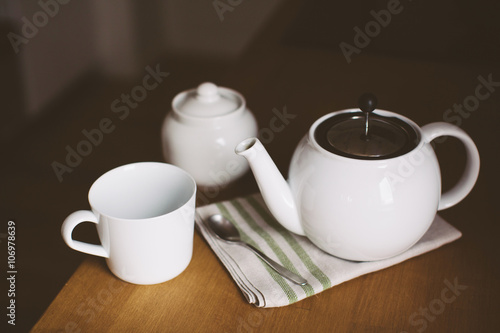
[421,122,480,210]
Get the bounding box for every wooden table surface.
[27,1,500,332]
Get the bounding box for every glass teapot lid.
[314,93,419,160]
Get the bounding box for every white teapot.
[235,94,480,261]
[162,82,258,188]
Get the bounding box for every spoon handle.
[242,242,308,286]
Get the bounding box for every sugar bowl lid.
[172,82,244,118]
[314,93,419,159]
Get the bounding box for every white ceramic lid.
[172,82,243,117]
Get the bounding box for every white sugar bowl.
[162,82,258,188]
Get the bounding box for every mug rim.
[88,162,196,221]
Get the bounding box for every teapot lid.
[314,93,419,159]
[172,82,243,117]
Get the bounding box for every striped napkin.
[195,194,462,308]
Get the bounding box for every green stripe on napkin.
[216,203,299,304]
[230,200,315,297]
[196,193,462,308]
[246,196,332,290]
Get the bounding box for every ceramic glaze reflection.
[162,82,258,188]
[62,162,197,285]
[236,108,480,261]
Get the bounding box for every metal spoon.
[206,214,308,286]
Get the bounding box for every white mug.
[61,162,197,285]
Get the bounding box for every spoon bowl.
[206,214,308,286]
[207,214,241,242]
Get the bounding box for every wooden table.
[32,1,500,332]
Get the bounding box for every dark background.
[0,0,499,331]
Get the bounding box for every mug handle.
[61,210,109,258]
[421,122,480,211]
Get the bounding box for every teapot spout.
[235,138,305,235]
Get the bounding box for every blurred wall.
[11,1,96,116]
[0,0,285,144]
[1,0,97,143]
[161,0,285,59]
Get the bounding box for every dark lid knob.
[358,93,378,114]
